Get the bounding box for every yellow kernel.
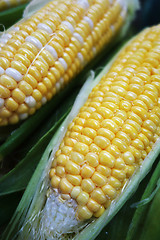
[64,137,77,147]
[51,175,60,188]
[0,75,17,90]
[112,138,128,152]
[115,110,127,121]
[102,184,117,199]
[92,172,107,187]
[112,169,126,181]
[128,146,141,160]
[97,106,113,119]
[81,165,95,178]
[91,188,107,204]
[108,176,121,189]
[11,61,27,75]
[107,144,121,158]
[24,74,37,88]
[116,131,131,145]
[82,127,97,139]
[28,66,42,81]
[59,178,73,194]
[49,168,55,179]
[132,139,144,150]
[72,124,83,133]
[12,88,25,103]
[89,143,101,154]
[18,81,33,96]
[94,135,110,149]
[66,160,80,175]
[124,165,135,177]
[8,114,19,124]
[5,97,18,111]
[87,198,100,212]
[122,124,138,140]
[120,100,131,111]
[141,128,153,140]
[97,128,115,141]
[84,118,100,130]
[61,146,72,155]
[101,119,119,133]
[96,164,111,176]
[86,152,99,167]
[71,151,85,165]
[56,166,65,177]
[67,174,82,186]
[94,205,105,218]
[143,119,157,133]
[76,191,89,206]
[131,106,148,120]
[73,142,89,155]
[71,186,81,199]
[128,111,142,125]
[77,206,93,220]
[0,84,10,98]
[81,179,95,193]
[14,53,31,68]
[0,107,11,118]
[99,150,115,168]
[125,119,141,133]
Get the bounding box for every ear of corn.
[0,0,138,127]
[0,0,30,12]
[3,21,160,240]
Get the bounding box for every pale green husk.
[1,0,142,239]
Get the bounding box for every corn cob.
[33,24,160,239]
[0,0,130,126]
[0,0,30,12]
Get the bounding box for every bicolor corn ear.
[0,0,131,126]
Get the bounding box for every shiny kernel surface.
[49,11,160,221]
[0,0,125,126]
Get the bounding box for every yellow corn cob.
[0,0,128,126]
[48,23,160,227]
[0,0,30,11]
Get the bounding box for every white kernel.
[0,38,8,44]
[60,77,64,85]
[77,0,89,10]
[77,52,84,64]
[59,58,68,71]
[5,68,23,82]
[25,96,36,107]
[45,45,58,60]
[19,113,28,120]
[111,25,115,32]
[92,47,96,56]
[0,67,4,75]
[3,33,12,40]
[83,16,94,29]
[0,98,4,108]
[12,26,19,31]
[41,96,47,105]
[25,36,43,49]
[55,82,61,91]
[73,33,84,45]
[37,23,53,34]
[62,21,74,33]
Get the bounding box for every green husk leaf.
[126,160,160,240]
[138,186,160,240]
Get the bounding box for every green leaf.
[126,160,160,240]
